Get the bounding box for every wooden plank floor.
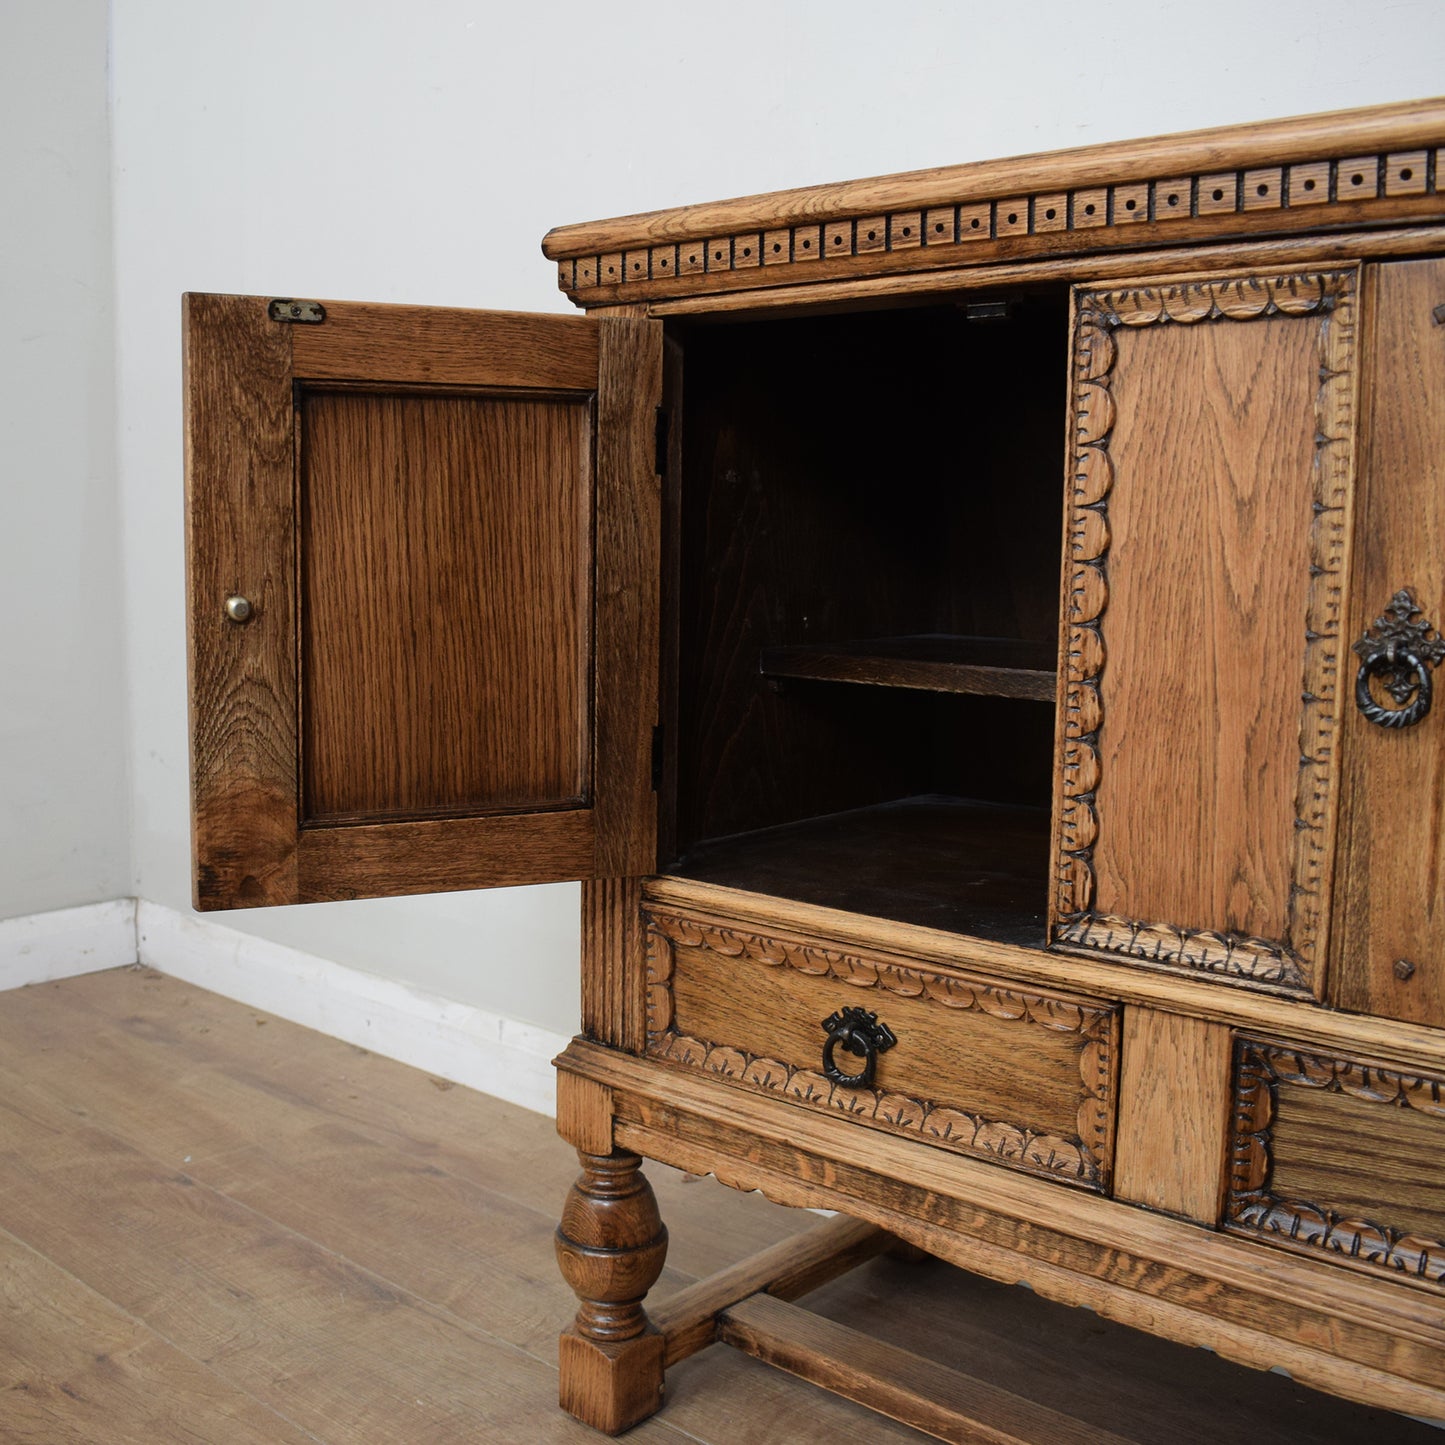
[0,967,1436,1444]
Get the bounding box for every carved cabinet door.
[185,296,662,909]
[1050,267,1361,1000]
[1332,257,1445,1027]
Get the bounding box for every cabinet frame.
[182,98,1445,1436]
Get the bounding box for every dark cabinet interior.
[661,292,1068,945]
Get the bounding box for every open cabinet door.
[185,295,661,909]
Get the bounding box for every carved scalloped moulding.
[1225,1040,1445,1287]
[1052,268,1358,996]
[555,149,1442,300]
[644,909,1114,1191]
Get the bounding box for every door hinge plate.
[268,298,326,324]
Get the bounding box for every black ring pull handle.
[1353,589,1445,730]
[820,1006,897,1089]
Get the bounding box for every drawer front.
[644,908,1119,1191]
[1225,1038,1445,1289]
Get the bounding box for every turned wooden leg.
[555,1149,669,1435]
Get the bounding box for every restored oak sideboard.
[185,98,1445,1436]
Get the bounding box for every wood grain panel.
[592,317,664,877]
[186,296,659,906]
[645,908,1118,1189]
[184,293,299,909]
[301,389,590,821]
[1332,258,1445,1026]
[291,301,598,389]
[1095,312,1316,939]
[1053,270,1359,995]
[1112,1009,1231,1222]
[1226,1039,1445,1290]
[1270,1087,1445,1243]
[293,809,595,901]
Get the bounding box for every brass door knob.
[224,595,254,623]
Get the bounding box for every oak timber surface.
[1088,301,1320,950]
[669,795,1050,946]
[0,968,1431,1443]
[1333,257,1445,1027]
[185,297,644,907]
[300,388,591,822]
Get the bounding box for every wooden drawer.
[643,907,1120,1191]
[1225,1038,1445,1289]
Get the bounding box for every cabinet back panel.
[1090,315,1318,945]
[299,388,592,823]
[673,300,1065,851]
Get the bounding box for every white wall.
[0,1,131,920]
[110,0,1445,1037]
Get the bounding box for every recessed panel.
[1091,313,1318,946]
[300,387,592,823]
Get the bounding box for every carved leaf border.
[1052,268,1359,995]
[1224,1038,1445,1288]
[643,909,1115,1191]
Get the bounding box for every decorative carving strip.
[554,151,1441,301]
[646,909,1104,1034]
[1051,267,1357,993]
[644,909,1114,1190]
[1225,1040,1445,1287]
[1053,913,1305,990]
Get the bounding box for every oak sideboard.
[185,97,1445,1436]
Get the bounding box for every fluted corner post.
[555,1149,669,1434]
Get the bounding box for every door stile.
[185,294,301,909]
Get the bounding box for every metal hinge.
[654,407,670,477]
[651,724,664,791]
[268,298,326,324]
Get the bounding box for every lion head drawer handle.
[1353,589,1445,729]
[820,1006,897,1089]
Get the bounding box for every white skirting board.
[0,898,566,1118]
[0,899,138,989]
[135,902,568,1117]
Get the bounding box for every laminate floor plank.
[0,1083,690,1444]
[0,968,810,1276]
[0,1226,319,1445]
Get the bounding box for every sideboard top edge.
[543,97,1445,259]
[543,98,1445,306]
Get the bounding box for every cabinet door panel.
[185,295,661,909]
[1052,269,1360,997]
[299,388,591,824]
[1333,258,1445,1026]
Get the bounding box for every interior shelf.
[758,635,1057,701]
[667,795,1050,948]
